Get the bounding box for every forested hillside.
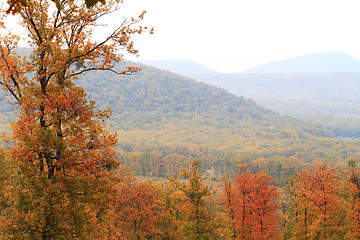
[1,57,360,181]
[81,62,310,134]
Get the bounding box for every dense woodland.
[1,0,360,239]
[2,148,360,239]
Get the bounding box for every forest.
[0,0,360,239]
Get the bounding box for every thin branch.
[66,19,127,65]
[69,66,138,77]
[0,45,23,102]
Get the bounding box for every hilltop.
[137,52,360,75]
[138,59,218,75]
[243,52,360,73]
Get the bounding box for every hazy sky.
[5,0,360,73]
[120,0,360,72]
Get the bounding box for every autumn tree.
[285,164,347,240]
[223,166,280,240]
[222,178,237,239]
[113,181,158,239]
[6,0,104,14]
[0,148,11,213]
[153,183,184,240]
[0,0,151,239]
[345,157,360,239]
[169,160,217,240]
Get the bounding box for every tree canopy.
[0,0,151,238]
[6,0,106,14]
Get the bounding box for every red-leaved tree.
[223,165,279,239]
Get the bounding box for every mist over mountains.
[190,72,360,116]
[138,59,218,75]
[242,52,360,73]
[142,52,360,75]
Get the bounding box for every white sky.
[4,0,360,73]
[120,0,360,72]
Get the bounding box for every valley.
[2,57,358,184]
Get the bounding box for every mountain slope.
[189,72,360,117]
[83,63,266,123]
[243,52,360,73]
[78,62,331,136]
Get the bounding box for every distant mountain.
[190,72,360,117]
[138,59,218,75]
[243,52,360,73]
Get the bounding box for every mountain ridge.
[138,52,360,75]
[189,72,360,117]
[138,59,218,75]
[242,52,360,73]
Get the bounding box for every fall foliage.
[285,164,348,239]
[114,181,158,239]
[2,0,360,239]
[345,157,360,239]
[0,0,150,238]
[6,0,106,14]
[223,166,280,240]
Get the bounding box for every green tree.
[346,157,360,239]
[169,160,217,240]
[0,149,11,213]
[154,183,184,240]
[222,178,237,239]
